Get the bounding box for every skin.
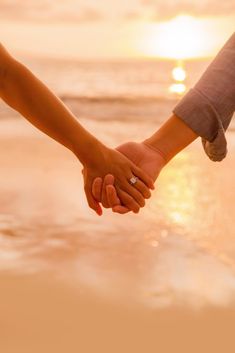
[92,115,199,213]
[92,142,166,214]
[0,43,154,215]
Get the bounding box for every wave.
[60,94,179,105]
[59,94,181,124]
[1,93,234,131]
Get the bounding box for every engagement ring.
[129,176,138,185]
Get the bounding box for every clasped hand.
[82,141,166,215]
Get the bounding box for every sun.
[139,15,210,60]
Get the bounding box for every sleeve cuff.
[173,88,228,162]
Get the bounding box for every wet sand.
[1,273,235,353]
[0,117,235,352]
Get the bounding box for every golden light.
[139,15,211,59]
[169,64,187,95]
[148,152,198,229]
[169,83,186,95]
[172,66,186,82]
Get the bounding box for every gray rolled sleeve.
[173,32,235,162]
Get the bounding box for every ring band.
[129,176,138,185]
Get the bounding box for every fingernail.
[96,210,102,216]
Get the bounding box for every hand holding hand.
[92,141,166,214]
[81,141,155,215]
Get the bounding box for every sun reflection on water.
[172,66,187,81]
[149,152,198,230]
[169,83,186,95]
[169,61,187,96]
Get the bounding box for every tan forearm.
[0,45,102,166]
[143,114,199,163]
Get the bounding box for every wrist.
[71,130,107,168]
[143,135,175,164]
[143,115,198,163]
[142,140,168,165]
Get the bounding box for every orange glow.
[169,62,187,96]
[139,15,213,60]
[1,13,234,59]
[169,83,186,95]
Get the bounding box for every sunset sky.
[1,0,235,60]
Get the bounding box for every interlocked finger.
[116,186,140,214]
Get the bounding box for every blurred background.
[1,0,235,121]
[1,2,235,352]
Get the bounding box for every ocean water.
[2,56,234,127]
[2,56,234,128]
[0,57,213,123]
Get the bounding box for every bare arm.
[0,44,154,215]
[143,114,198,163]
[0,43,98,164]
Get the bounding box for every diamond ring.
[129,176,138,185]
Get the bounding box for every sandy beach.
[1,274,235,353]
[0,115,235,352]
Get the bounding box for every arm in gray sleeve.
[173,32,235,161]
